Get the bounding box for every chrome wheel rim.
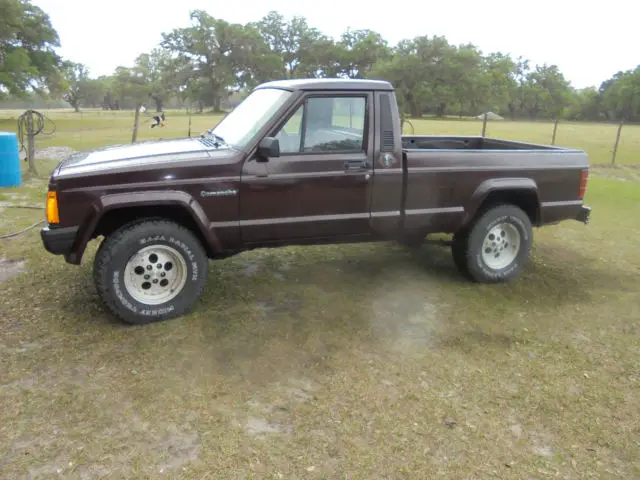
[123,245,188,305]
[481,223,521,270]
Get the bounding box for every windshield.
[210,88,292,148]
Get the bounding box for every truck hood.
[55,137,231,178]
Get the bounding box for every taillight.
[578,169,589,198]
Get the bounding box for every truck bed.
[396,135,589,234]
[401,135,570,151]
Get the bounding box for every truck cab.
[231,79,407,245]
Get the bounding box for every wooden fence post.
[481,113,488,137]
[26,111,37,176]
[611,121,624,165]
[131,105,141,144]
[551,119,559,145]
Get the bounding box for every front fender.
[67,190,219,264]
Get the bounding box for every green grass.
[0,114,639,478]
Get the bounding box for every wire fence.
[4,108,639,169]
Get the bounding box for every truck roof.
[254,78,394,92]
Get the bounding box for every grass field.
[0,110,639,478]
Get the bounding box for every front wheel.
[93,219,209,324]
[452,205,533,283]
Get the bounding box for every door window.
[274,96,366,154]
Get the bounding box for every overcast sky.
[33,0,638,89]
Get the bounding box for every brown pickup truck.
[41,78,591,325]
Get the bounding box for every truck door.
[239,91,375,244]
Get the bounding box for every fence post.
[611,121,624,165]
[26,111,37,176]
[131,105,141,143]
[188,109,192,137]
[481,113,488,137]
[551,119,559,145]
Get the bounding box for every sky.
[33,0,639,90]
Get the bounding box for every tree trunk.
[154,96,164,112]
[213,96,222,113]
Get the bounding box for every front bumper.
[575,205,591,224]
[41,224,79,256]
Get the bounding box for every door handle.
[344,161,367,171]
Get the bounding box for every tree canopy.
[1,5,638,122]
[0,0,62,99]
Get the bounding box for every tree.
[520,64,572,119]
[257,11,326,79]
[0,0,62,98]
[338,29,391,79]
[451,43,488,116]
[161,10,251,111]
[368,52,424,119]
[81,77,109,109]
[60,61,89,111]
[565,87,603,121]
[133,49,175,112]
[483,52,517,115]
[599,67,640,122]
[507,56,530,119]
[112,65,149,109]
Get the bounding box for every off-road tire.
[452,204,533,283]
[93,219,208,325]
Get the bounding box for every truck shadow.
[47,236,634,387]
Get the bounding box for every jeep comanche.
[41,78,591,325]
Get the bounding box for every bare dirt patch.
[20,146,75,163]
[0,258,25,283]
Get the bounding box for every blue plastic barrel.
[0,131,21,187]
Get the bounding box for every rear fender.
[465,178,539,223]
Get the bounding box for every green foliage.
[339,29,391,79]
[160,10,260,111]
[0,0,62,98]
[599,67,640,121]
[60,61,90,111]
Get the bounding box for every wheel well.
[477,189,540,225]
[92,205,214,256]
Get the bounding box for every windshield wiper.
[202,129,227,148]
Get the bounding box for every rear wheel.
[93,219,208,324]
[451,204,532,283]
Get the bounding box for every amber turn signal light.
[46,191,60,224]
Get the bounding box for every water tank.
[0,131,21,187]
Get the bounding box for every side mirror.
[257,137,280,161]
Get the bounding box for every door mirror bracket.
[257,137,280,162]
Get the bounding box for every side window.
[272,95,366,154]
[304,96,365,152]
